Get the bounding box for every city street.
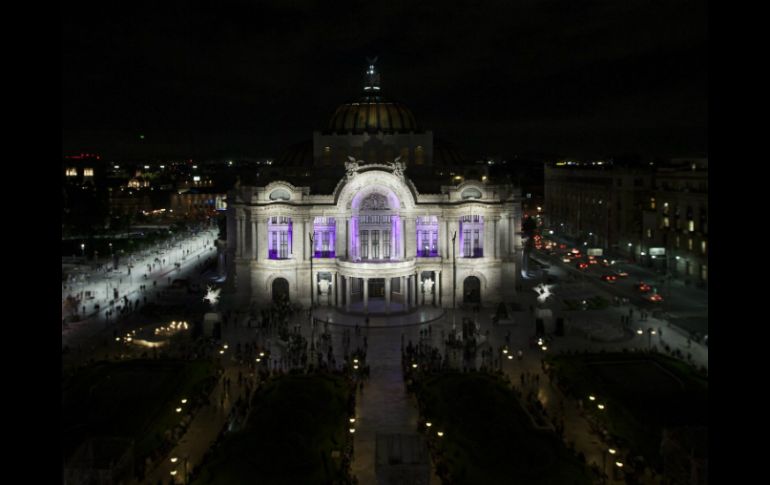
[62,227,219,349]
[531,243,708,340]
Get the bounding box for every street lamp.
[452,231,457,311]
[309,232,314,308]
[81,243,85,258]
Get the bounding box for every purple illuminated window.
[268,216,293,259]
[416,216,439,257]
[460,215,483,258]
[313,217,336,258]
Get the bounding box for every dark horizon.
[63,0,708,162]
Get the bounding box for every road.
[62,227,219,348]
[530,245,708,338]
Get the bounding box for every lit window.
[701,240,707,255]
[83,168,94,177]
[650,197,656,210]
[66,168,77,177]
[646,228,652,239]
[688,238,693,251]
[663,217,670,228]
[701,265,707,280]
[688,220,695,232]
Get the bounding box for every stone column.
[237,213,244,257]
[407,276,413,310]
[493,216,500,259]
[345,276,351,312]
[258,218,268,261]
[385,277,391,313]
[404,216,416,259]
[402,275,408,311]
[333,272,338,307]
[250,216,257,260]
[432,271,437,306]
[437,270,442,305]
[335,217,346,259]
[439,216,447,259]
[363,277,369,313]
[300,219,308,261]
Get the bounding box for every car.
[614,271,629,277]
[600,274,617,283]
[600,259,610,267]
[562,257,572,263]
[645,293,664,302]
[634,283,652,293]
[588,259,599,265]
[576,262,589,270]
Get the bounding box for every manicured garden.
[547,352,708,467]
[413,371,592,485]
[192,373,355,485]
[62,359,217,462]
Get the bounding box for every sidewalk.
[142,360,254,485]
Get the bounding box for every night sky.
[62,0,708,161]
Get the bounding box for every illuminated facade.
[227,63,523,311]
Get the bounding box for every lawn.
[548,352,708,466]
[62,359,216,462]
[192,373,354,485]
[414,372,592,485]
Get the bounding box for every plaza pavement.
[65,254,706,484]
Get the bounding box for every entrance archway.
[272,278,290,303]
[463,276,481,304]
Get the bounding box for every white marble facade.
[226,161,523,311]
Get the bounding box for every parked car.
[645,293,664,302]
[600,274,617,283]
[576,262,589,270]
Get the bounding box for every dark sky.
[62,0,708,161]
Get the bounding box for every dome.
[327,94,419,134]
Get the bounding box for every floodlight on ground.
[170,470,177,476]
[170,457,178,463]
[349,418,355,423]
[219,350,224,355]
[354,358,358,363]
[223,344,228,349]
[637,329,643,335]
[508,355,513,360]
[256,358,261,362]
[651,330,656,335]
[503,349,508,354]
[542,346,547,351]
[589,395,596,401]
[354,365,359,370]
[259,352,264,357]
[615,462,623,468]
[608,448,616,455]
[597,404,605,410]
[349,428,355,434]
[176,407,182,413]
[412,363,418,368]
[437,431,444,437]
[181,399,187,404]
[426,422,432,427]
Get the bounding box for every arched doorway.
[272,278,290,303]
[463,276,481,304]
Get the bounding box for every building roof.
[326,94,419,135]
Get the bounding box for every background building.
[544,158,707,287]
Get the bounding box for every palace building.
[226,62,524,311]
